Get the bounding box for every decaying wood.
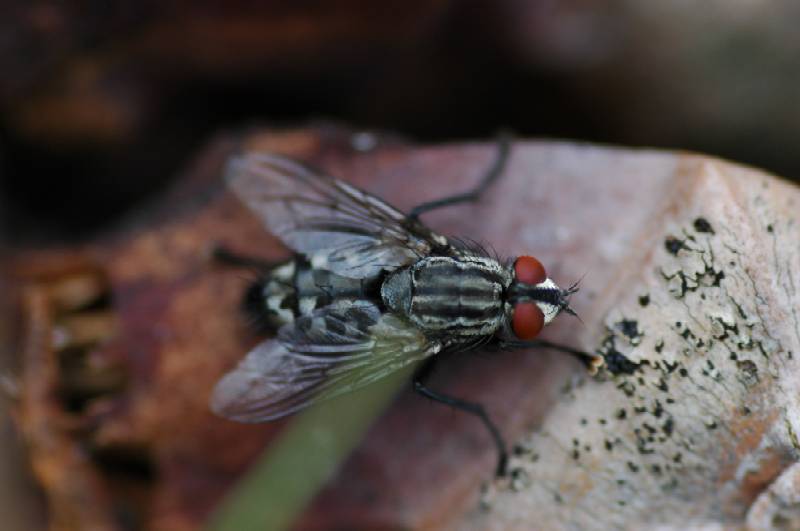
[5,126,800,530]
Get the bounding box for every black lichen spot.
[638,294,650,307]
[663,360,677,373]
[679,367,688,377]
[616,408,627,420]
[633,406,647,415]
[627,462,640,473]
[767,224,774,233]
[600,333,642,375]
[737,360,759,383]
[572,449,580,460]
[693,217,715,234]
[605,352,640,375]
[741,406,751,416]
[662,478,679,491]
[617,380,637,397]
[655,339,665,354]
[573,438,580,447]
[712,269,725,286]
[651,464,663,476]
[655,378,669,392]
[662,417,674,437]
[599,418,607,425]
[511,467,527,481]
[673,453,683,463]
[617,319,643,342]
[652,401,664,418]
[605,439,614,451]
[554,493,563,504]
[634,428,654,455]
[580,418,588,426]
[664,237,685,255]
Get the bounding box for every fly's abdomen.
[384,256,510,338]
[244,257,381,332]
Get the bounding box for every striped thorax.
[382,256,511,338]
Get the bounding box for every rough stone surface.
[455,159,800,530]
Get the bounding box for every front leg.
[501,338,604,374]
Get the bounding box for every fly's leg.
[210,244,278,271]
[504,339,605,374]
[407,132,512,221]
[413,359,510,477]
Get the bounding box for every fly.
[210,136,602,476]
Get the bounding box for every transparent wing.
[225,153,453,279]
[210,301,440,422]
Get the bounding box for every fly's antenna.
[560,272,586,325]
[566,270,588,294]
[561,304,584,325]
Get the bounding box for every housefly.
[210,137,601,476]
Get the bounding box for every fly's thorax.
[382,255,511,337]
[381,267,413,315]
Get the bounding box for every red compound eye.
[512,302,545,340]
[514,255,547,285]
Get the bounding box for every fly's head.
[504,255,580,340]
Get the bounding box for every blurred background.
[3,1,800,529]
[3,0,800,244]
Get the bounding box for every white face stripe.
[537,278,559,291]
[536,278,562,324]
[538,302,561,324]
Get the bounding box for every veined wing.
[210,301,440,422]
[225,152,454,279]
